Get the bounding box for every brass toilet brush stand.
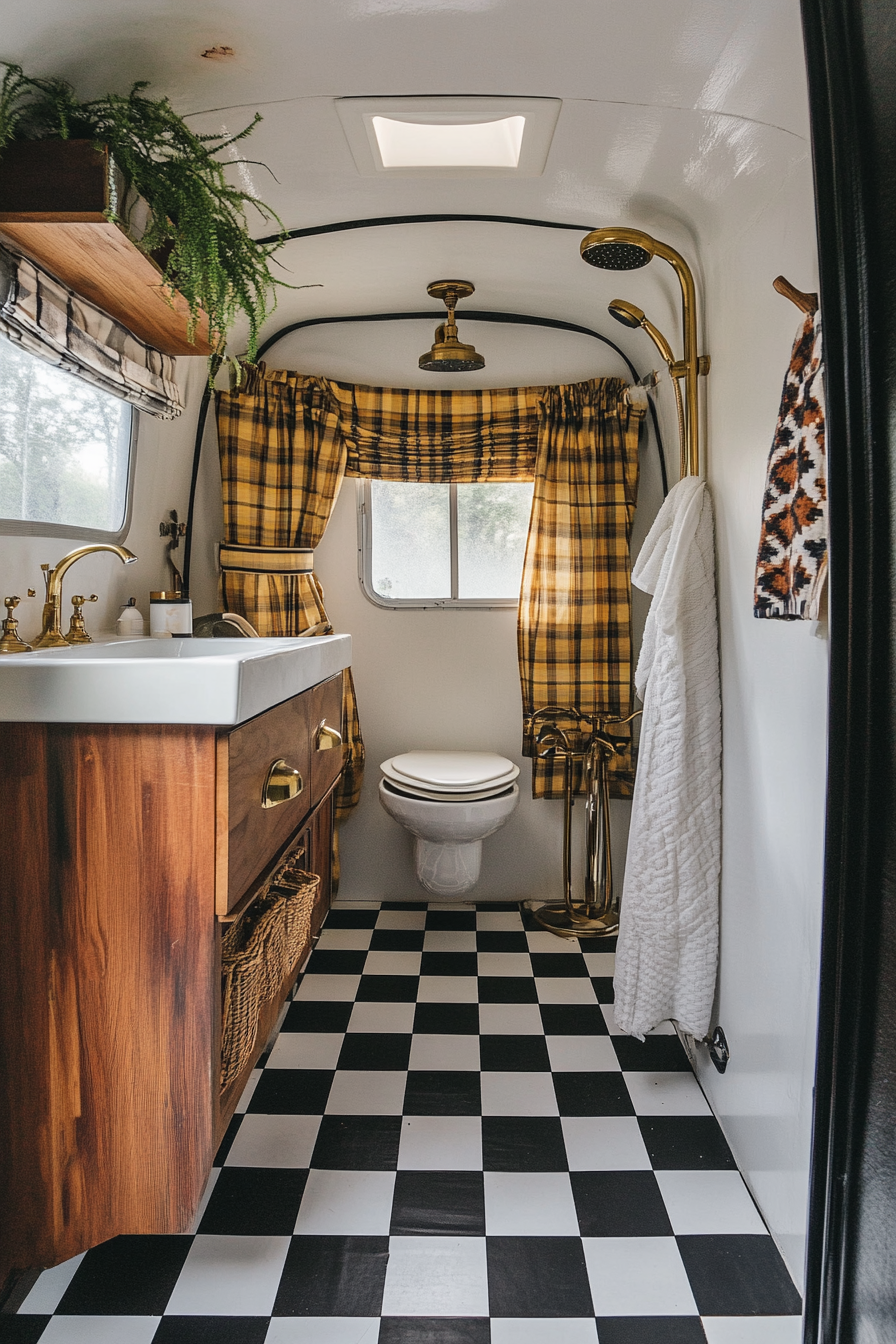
[529,706,641,940]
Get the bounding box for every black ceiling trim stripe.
[256,212,593,246]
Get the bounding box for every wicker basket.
[220,854,319,1090]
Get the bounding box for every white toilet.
[379,750,520,896]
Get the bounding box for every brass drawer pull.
[315,720,342,752]
[262,759,304,808]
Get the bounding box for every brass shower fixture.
[580,226,709,477]
[419,279,485,372]
[607,300,687,477]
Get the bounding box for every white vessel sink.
[0,634,352,724]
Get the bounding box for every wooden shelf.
[0,140,214,356]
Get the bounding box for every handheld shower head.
[607,300,646,329]
[580,227,657,271]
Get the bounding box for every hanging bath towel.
[754,310,827,619]
[613,476,721,1040]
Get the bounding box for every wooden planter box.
[0,140,214,356]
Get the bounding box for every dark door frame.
[801,0,896,1338]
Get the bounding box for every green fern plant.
[0,63,288,359]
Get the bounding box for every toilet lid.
[384,750,517,790]
[381,762,520,797]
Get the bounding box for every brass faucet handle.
[0,590,36,654]
[67,593,99,646]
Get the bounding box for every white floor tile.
[582,952,615,977]
[535,978,597,1005]
[166,1234,291,1315]
[417,976,479,1003]
[476,911,523,931]
[409,1034,480,1071]
[295,975,361,1002]
[478,952,532,977]
[267,1033,344,1070]
[526,931,582,953]
[600,1004,676,1035]
[480,1072,559,1116]
[484,1172,579,1235]
[546,1036,620,1071]
[234,1069,263,1113]
[326,1070,407,1115]
[561,1117,652,1171]
[266,1321,382,1343]
[364,951,422,977]
[295,1170,396,1235]
[479,1002,545,1035]
[624,1071,712,1116]
[225,1114,321,1168]
[398,1115,483,1170]
[17,1254,86,1313]
[491,1320,598,1343]
[348,1002,416,1034]
[583,1237,698,1316]
[376,909,427,930]
[701,1319,803,1344]
[423,930,478,952]
[40,1318,159,1343]
[316,928,374,951]
[186,1167,221,1233]
[656,1171,768,1235]
[381,1236,489,1316]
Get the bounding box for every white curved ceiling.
[4,0,812,380]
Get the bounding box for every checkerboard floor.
[7,902,803,1344]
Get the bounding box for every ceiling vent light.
[419,280,485,372]
[336,96,561,177]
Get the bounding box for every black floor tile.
[212,1113,243,1166]
[390,1171,486,1236]
[273,1234,389,1315]
[478,976,538,1003]
[356,974,420,1002]
[56,1235,191,1315]
[304,949,368,976]
[613,1035,692,1071]
[530,952,590,978]
[310,1115,402,1170]
[414,1002,480,1035]
[540,1003,608,1035]
[480,1034,551,1072]
[482,1116,568,1171]
[197,1167,308,1235]
[337,1033,412,1070]
[425,910,477,930]
[553,1072,634,1116]
[591,976,616,1003]
[476,931,529,953]
[379,1320,490,1344]
[404,1070,482,1115]
[0,1319,50,1343]
[421,952,479,977]
[570,1170,673,1236]
[370,929,426,952]
[323,908,380,928]
[281,1000,354,1033]
[595,1318,707,1344]
[247,1069,334,1114]
[638,1117,737,1170]
[677,1234,803,1316]
[153,1319,271,1344]
[486,1235,593,1317]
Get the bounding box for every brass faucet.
[34,544,138,649]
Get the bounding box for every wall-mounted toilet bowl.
[379,750,520,896]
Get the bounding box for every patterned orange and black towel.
[754,310,827,619]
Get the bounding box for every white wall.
[696,162,827,1287]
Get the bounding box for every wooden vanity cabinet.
[0,672,344,1291]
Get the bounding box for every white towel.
[613,476,722,1040]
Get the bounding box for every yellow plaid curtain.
[520,379,643,798]
[216,366,364,822]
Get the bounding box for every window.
[0,338,134,537]
[359,479,535,607]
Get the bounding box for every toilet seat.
[381,750,519,801]
[383,778,518,804]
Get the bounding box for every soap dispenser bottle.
[116,597,145,637]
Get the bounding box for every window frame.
[356,478,529,610]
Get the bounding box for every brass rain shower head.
[419,279,485,372]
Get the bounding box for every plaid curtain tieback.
[219,544,316,575]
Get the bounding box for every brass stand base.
[533,903,619,939]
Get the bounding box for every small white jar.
[116,599,145,637]
[149,591,193,637]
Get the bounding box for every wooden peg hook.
[773,275,818,315]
